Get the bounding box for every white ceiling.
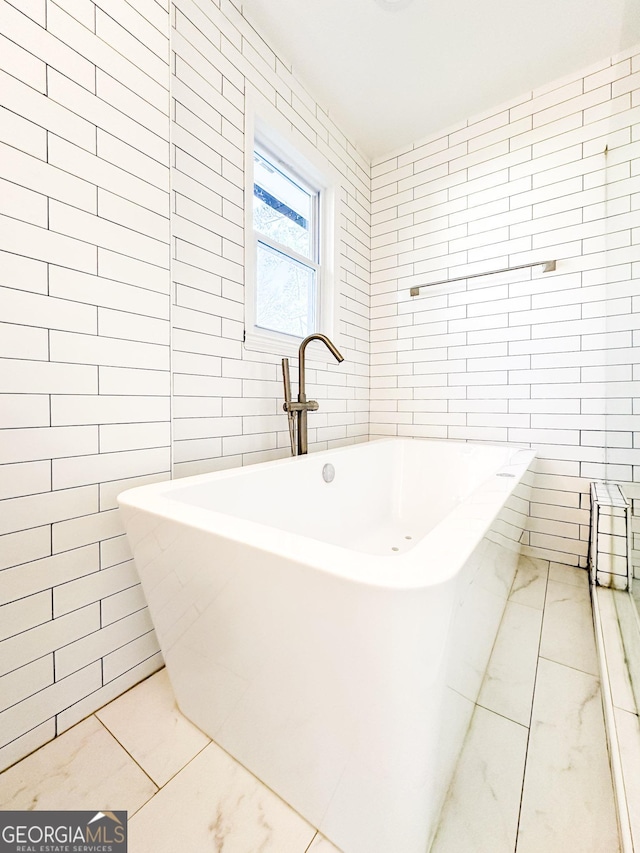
[240,0,640,161]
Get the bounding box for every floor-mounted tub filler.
[118,437,536,853]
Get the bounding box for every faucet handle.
[283,400,318,412]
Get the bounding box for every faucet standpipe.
[281,333,344,456]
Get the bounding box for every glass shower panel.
[601,84,640,660]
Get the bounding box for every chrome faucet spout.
[288,333,344,456]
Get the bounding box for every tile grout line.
[473,699,531,731]
[92,707,216,815]
[91,713,159,812]
[303,831,320,853]
[536,652,600,678]
[512,559,551,853]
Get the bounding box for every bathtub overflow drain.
[322,463,335,483]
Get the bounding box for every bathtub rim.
[118,437,536,592]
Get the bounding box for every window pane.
[256,241,315,338]
[254,152,314,259]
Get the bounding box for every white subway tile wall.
[0,0,172,772]
[370,47,640,569]
[0,0,369,770]
[0,0,637,775]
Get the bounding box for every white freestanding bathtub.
[118,437,536,853]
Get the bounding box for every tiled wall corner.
[369,48,640,567]
[0,0,370,770]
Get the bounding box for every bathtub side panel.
[121,500,460,853]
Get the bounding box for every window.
[253,148,320,339]
[244,102,339,358]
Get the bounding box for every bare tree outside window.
[253,149,320,339]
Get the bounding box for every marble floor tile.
[129,739,316,853]
[477,599,543,726]
[96,667,210,787]
[613,706,640,852]
[306,833,344,852]
[516,657,619,853]
[509,555,548,610]
[0,715,156,813]
[540,578,599,676]
[430,704,528,853]
[613,588,640,715]
[549,562,589,588]
[597,588,637,714]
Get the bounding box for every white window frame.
[244,94,341,360]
